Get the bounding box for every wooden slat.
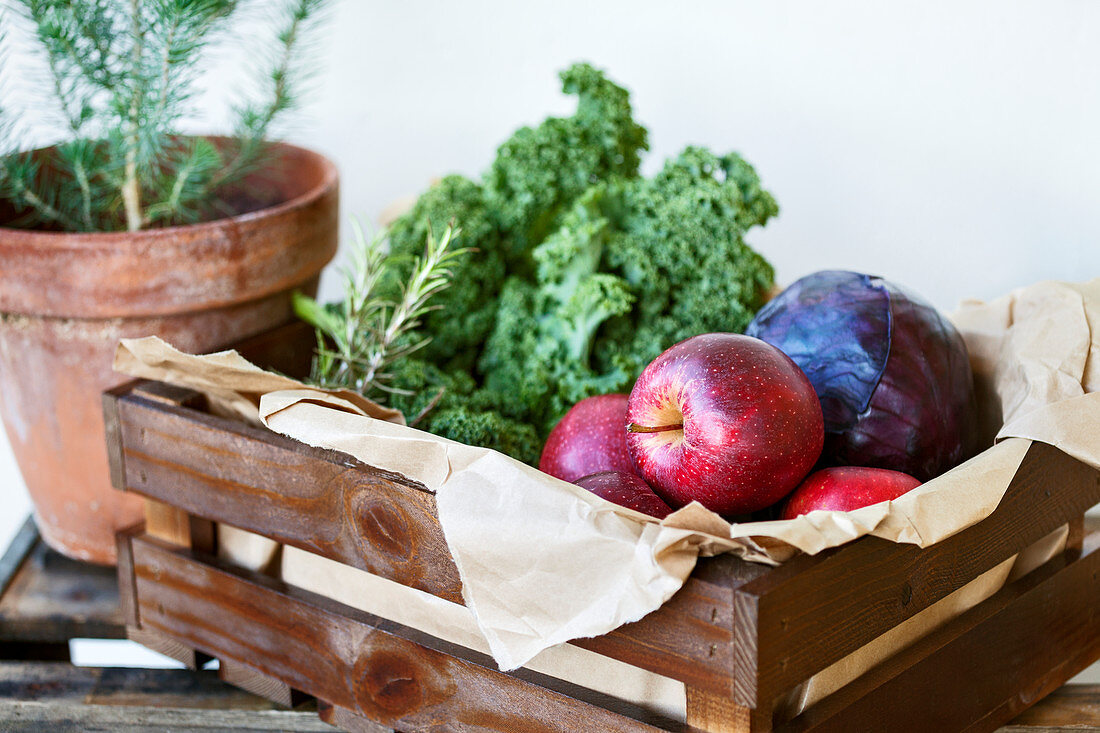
[0,661,332,732]
[132,380,208,409]
[126,626,209,671]
[117,396,464,602]
[781,534,1100,732]
[1066,515,1085,555]
[686,687,755,733]
[103,384,129,491]
[219,658,309,708]
[129,532,681,733]
[317,701,395,733]
[0,533,125,643]
[575,570,738,696]
[144,500,195,547]
[113,389,739,694]
[736,442,1100,706]
[116,527,140,628]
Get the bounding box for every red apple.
[626,333,823,515]
[574,471,673,519]
[781,466,921,519]
[540,394,635,482]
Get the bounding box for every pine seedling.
[0,0,328,232]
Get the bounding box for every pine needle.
[1,0,329,231]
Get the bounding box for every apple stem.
[627,422,684,433]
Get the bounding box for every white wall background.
[1,0,1099,668]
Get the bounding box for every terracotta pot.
[0,140,338,564]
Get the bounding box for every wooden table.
[0,514,1095,731]
[0,516,328,731]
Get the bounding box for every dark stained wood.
[781,535,1100,733]
[116,394,464,602]
[112,386,739,694]
[132,380,208,409]
[220,658,310,708]
[1067,515,1085,556]
[106,323,1100,731]
[103,383,129,492]
[0,660,278,710]
[126,626,209,671]
[127,531,681,733]
[736,442,1100,706]
[189,514,217,554]
[0,531,125,643]
[574,570,738,696]
[117,526,140,628]
[318,701,394,733]
[0,661,333,731]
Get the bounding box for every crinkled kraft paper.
[114,278,1100,674]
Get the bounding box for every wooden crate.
[106,323,1100,733]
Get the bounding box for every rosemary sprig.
[294,220,467,400]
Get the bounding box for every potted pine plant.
[0,0,336,564]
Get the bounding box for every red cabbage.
[745,270,977,480]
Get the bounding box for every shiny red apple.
[626,333,824,515]
[781,466,921,519]
[540,394,634,482]
[574,471,673,519]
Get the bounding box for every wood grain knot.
[351,638,454,723]
[344,487,413,562]
[357,650,423,715]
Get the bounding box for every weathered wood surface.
[781,533,1100,733]
[737,442,1100,707]
[118,519,1100,733]
[0,518,124,647]
[126,531,682,733]
[0,663,1093,733]
[220,657,310,708]
[0,661,331,732]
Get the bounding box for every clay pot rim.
[0,137,340,319]
[0,136,337,246]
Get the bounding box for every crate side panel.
[742,442,1100,703]
[783,537,1100,732]
[129,534,677,733]
[117,395,465,603]
[115,391,739,695]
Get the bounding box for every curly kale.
[475,146,777,438]
[385,175,506,371]
[351,64,778,463]
[483,62,648,261]
[384,357,541,465]
[384,63,645,373]
[594,147,778,376]
[425,408,542,467]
